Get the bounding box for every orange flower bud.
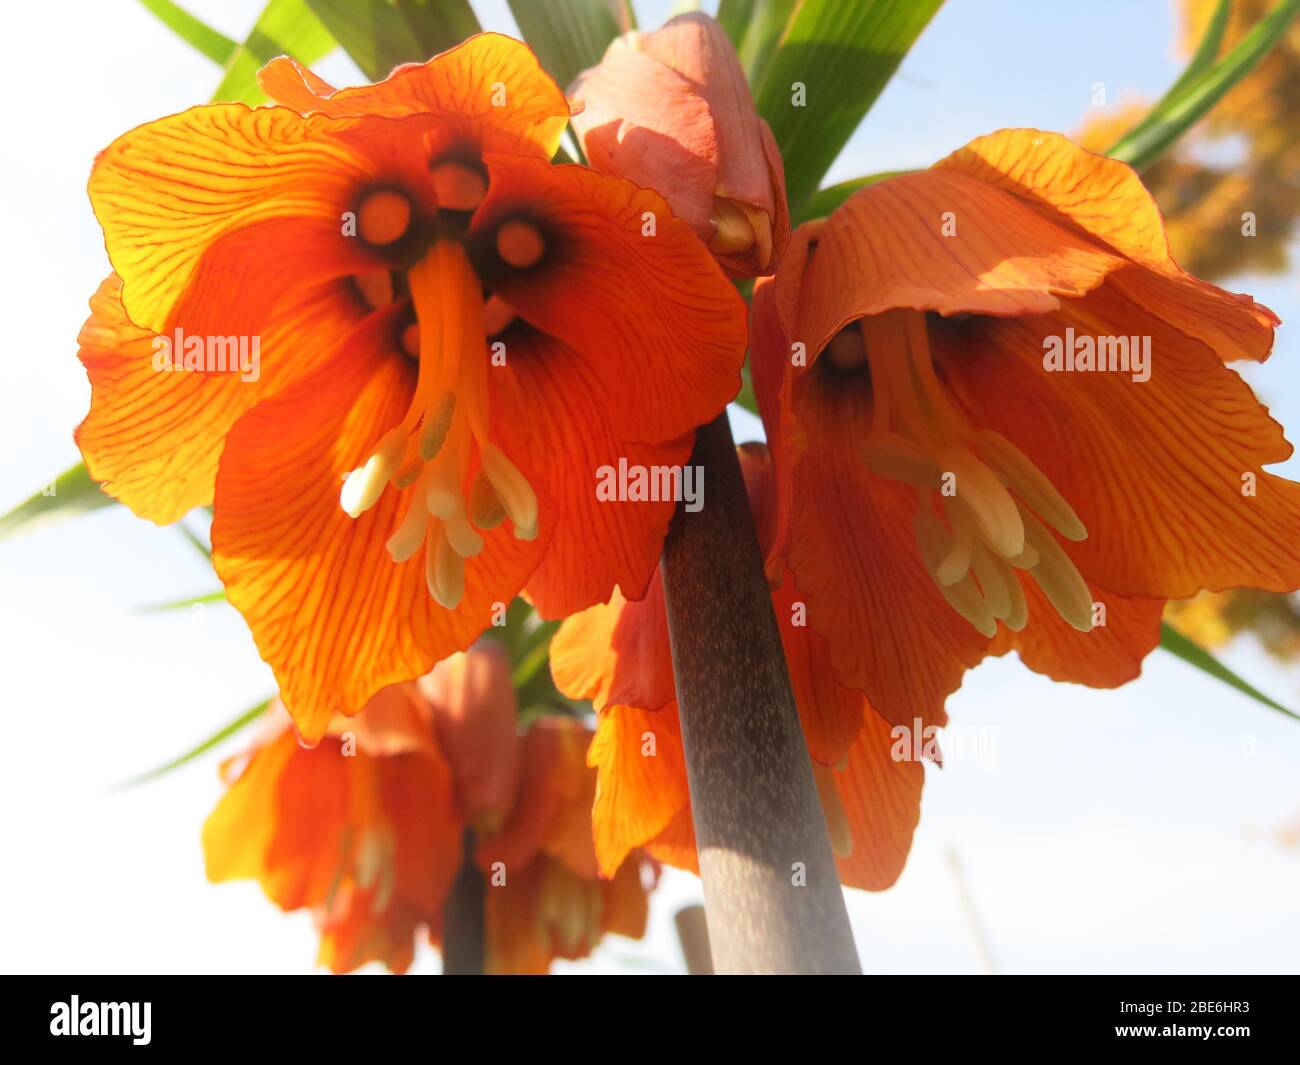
[570,12,790,278]
[418,641,521,834]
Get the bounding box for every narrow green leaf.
[0,463,113,543]
[393,0,480,56]
[798,170,908,223]
[115,698,272,789]
[138,590,227,613]
[715,0,756,48]
[1160,622,1299,723]
[1167,0,1231,97]
[733,0,799,86]
[137,0,238,64]
[1108,0,1300,170]
[753,0,945,215]
[506,0,624,90]
[304,0,423,82]
[211,0,336,105]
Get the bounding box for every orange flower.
[79,33,747,743]
[751,128,1300,727]
[551,443,925,891]
[204,646,652,975]
[569,12,789,277]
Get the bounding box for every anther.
[354,270,394,310]
[826,324,867,370]
[401,322,421,359]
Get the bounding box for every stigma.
[845,310,1093,637]
[339,237,539,610]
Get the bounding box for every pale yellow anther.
[354,270,394,310]
[426,524,465,609]
[481,443,538,541]
[939,447,1025,560]
[861,434,942,488]
[470,471,506,529]
[935,501,974,587]
[430,161,487,211]
[340,428,405,519]
[968,541,1012,620]
[419,391,457,461]
[1022,509,1094,633]
[357,189,411,245]
[496,219,545,269]
[386,485,431,563]
[976,430,1087,541]
[813,764,854,858]
[914,507,997,638]
[442,506,484,559]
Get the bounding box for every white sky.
[1,0,1298,975]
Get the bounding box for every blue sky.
[1,0,1297,974]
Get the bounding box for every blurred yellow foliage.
[1078,1,1300,662]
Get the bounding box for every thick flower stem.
[441,829,486,975]
[661,412,861,974]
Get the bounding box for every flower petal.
[587,702,690,878]
[211,305,545,745]
[258,33,568,159]
[935,128,1278,361]
[472,156,748,442]
[938,285,1300,598]
[76,275,357,523]
[782,165,1128,359]
[489,326,692,618]
[833,708,924,892]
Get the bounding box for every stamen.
[357,189,411,245]
[419,391,456,461]
[1021,508,1094,632]
[340,427,405,518]
[935,499,973,587]
[813,764,854,858]
[430,161,487,211]
[442,507,485,558]
[425,524,465,609]
[480,443,538,541]
[496,220,545,269]
[939,447,1024,560]
[975,430,1086,541]
[470,471,506,529]
[386,481,431,563]
[914,507,997,637]
[968,540,1012,620]
[861,433,941,488]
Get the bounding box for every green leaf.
[115,698,272,789]
[732,0,799,86]
[715,0,756,48]
[1159,622,1299,723]
[138,590,227,613]
[211,0,336,105]
[1108,0,1300,171]
[506,0,627,90]
[303,0,423,82]
[1167,0,1231,97]
[0,463,113,543]
[798,169,908,223]
[137,0,239,64]
[393,0,480,56]
[752,0,944,215]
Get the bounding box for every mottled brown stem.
[441,829,486,975]
[661,412,861,974]
[673,904,714,975]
